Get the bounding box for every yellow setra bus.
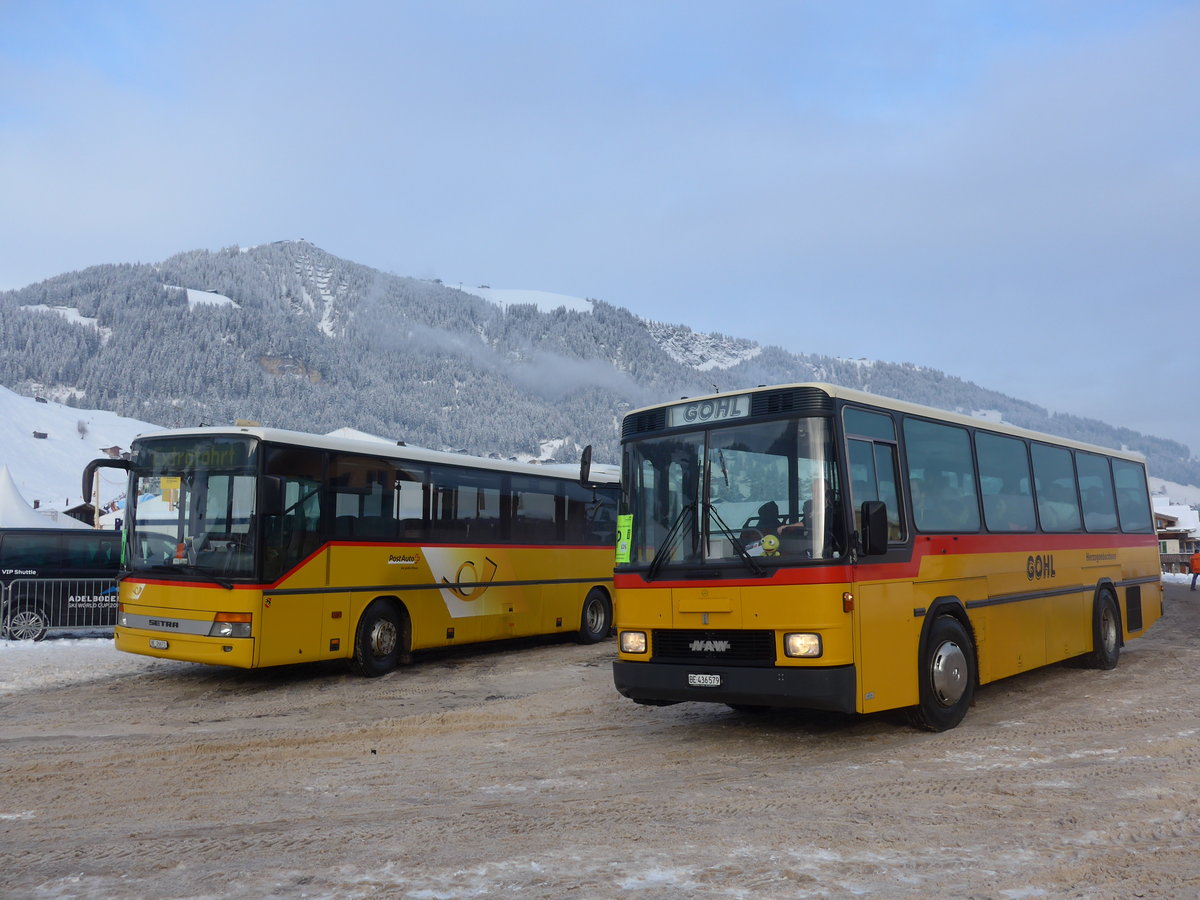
[611,383,1162,730]
[85,426,618,675]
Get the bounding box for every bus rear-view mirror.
[860,500,888,556]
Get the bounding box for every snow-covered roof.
[1153,495,1200,537]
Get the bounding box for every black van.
[0,527,122,640]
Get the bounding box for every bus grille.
[751,387,833,416]
[651,629,776,666]
[622,409,667,438]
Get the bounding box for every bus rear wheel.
[4,604,49,641]
[574,588,612,644]
[1084,591,1121,670]
[909,615,976,732]
[351,601,405,677]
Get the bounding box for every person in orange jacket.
[1190,550,1200,590]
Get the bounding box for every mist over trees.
[1,239,1195,484]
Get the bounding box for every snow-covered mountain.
[3,240,1199,487]
[643,320,762,371]
[458,284,763,372]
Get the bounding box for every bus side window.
[903,418,980,533]
[512,477,559,545]
[394,466,427,540]
[975,432,1036,532]
[844,408,903,542]
[1113,458,1152,533]
[328,454,399,541]
[1076,452,1118,532]
[1031,444,1080,533]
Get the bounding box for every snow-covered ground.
[0,633,149,695]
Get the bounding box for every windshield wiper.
[129,561,235,590]
[704,503,765,577]
[170,564,234,591]
[646,503,695,582]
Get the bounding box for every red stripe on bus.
[614,531,1157,590]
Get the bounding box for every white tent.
[0,464,91,529]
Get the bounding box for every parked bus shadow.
[716,704,905,736]
[155,631,612,691]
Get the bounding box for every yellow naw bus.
[612,383,1162,730]
[85,426,617,675]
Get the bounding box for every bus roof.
[623,382,1146,463]
[129,425,620,485]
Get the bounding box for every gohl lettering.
[1026,554,1056,580]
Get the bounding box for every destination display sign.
[667,393,751,428]
[137,436,255,473]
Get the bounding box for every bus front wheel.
[910,615,976,732]
[351,601,405,677]
[574,588,612,644]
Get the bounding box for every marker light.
[783,632,823,658]
[620,631,648,654]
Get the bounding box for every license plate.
[149,639,169,650]
[688,673,721,687]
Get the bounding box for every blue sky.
[3,1,1198,459]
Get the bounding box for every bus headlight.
[784,632,822,658]
[209,612,252,638]
[620,631,648,654]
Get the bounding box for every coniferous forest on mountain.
[1,240,1195,483]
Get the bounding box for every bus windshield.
[127,436,259,580]
[623,416,843,569]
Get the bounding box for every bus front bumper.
[115,627,256,668]
[612,660,858,713]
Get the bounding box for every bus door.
[845,413,919,714]
[259,446,328,666]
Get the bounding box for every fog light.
[620,631,648,654]
[784,632,822,658]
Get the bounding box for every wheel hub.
[584,600,603,632]
[931,640,968,706]
[7,611,45,641]
[1101,607,1118,654]
[369,619,398,657]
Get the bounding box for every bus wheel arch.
[909,599,977,732]
[574,586,613,644]
[350,597,410,677]
[1085,585,1122,670]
